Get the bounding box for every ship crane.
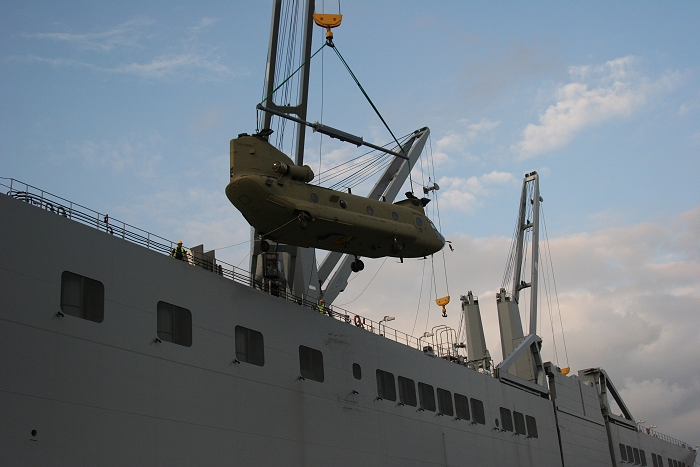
[493,171,548,393]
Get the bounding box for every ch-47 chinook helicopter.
[225,131,445,272]
[226,12,444,272]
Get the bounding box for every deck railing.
[638,425,697,451]
[2,177,426,351]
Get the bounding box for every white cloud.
[437,170,516,212]
[17,17,243,81]
[23,16,153,52]
[68,132,165,177]
[432,119,500,164]
[115,52,237,79]
[514,56,678,158]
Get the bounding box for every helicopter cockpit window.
[391,212,399,221]
[415,216,424,227]
[310,193,319,203]
[366,206,374,215]
[428,219,436,230]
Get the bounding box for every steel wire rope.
[315,132,412,183]
[427,135,450,300]
[275,0,300,151]
[327,153,388,189]
[411,258,428,336]
[321,155,385,187]
[318,132,414,187]
[335,257,388,306]
[542,204,570,368]
[540,241,560,365]
[349,158,394,188]
[336,132,416,188]
[329,41,414,193]
[256,42,328,132]
[424,254,438,334]
[317,23,325,186]
[333,156,393,191]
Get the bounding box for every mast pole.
[529,173,540,336]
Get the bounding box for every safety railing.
[2,177,427,351]
[639,425,697,451]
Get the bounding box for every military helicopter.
[225,132,445,272]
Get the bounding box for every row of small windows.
[498,407,538,438]
[375,369,538,437]
[620,443,687,467]
[619,443,647,466]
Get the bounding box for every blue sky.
[2,1,699,445]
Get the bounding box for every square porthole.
[235,326,264,366]
[157,301,192,347]
[60,271,104,323]
[299,346,324,382]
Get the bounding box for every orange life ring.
[354,315,364,328]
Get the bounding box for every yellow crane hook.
[436,296,450,318]
[313,13,342,41]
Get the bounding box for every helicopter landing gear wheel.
[350,257,364,273]
[390,238,404,255]
[299,213,311,230]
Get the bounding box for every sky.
[1,0,699,447]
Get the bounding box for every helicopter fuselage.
[225,135,445,259]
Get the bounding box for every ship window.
[621,444,628,461]
[513,411,527,435]
[299,346,324,382]
[391,211,399,221]
[437,388,453,416]
[418,383,436,412]
[415,216,423,227]
[353,363,362,380]
[525,415,538,438]
[454,393,470,420]
[651,453,658,467]
[500,408,514,432]
[398,376,417,407]
[633,448,641,464]
[471,398,485,425]
[311,193,319,203]
[376,370,396,401]
[640,450,647,466]
[157,301,192,347]
[366,205,374,215]
[60,271,104,323]
[626,446,634,464]
[235,326,264,366]
[667,458,672,467]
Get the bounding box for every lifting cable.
[336,257,388,307]
[327,39,414,193]
[256,40,328,132]
[428,135,450,301]
[411,258,428,336]
[542,204,570,369]
[424,254,437,334]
